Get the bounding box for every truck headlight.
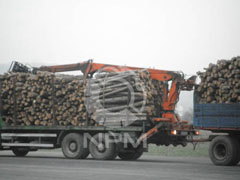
[171,130,177,135]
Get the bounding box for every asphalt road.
[0,151,239,180]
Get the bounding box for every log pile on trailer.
[196,56,240,103]
[87,70,164,126]
[0,70,165,127]
[0,72,88,126]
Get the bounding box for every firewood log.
[196,56,240,103]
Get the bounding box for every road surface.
[0,151,239,180]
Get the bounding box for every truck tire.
[209,136,239,166]
[118,147,143,160]
[12,148,29,157]
[61,133,89,159]
[89,133,117,160]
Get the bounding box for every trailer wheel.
[61,133,89,159]
[89,133,117,160]
[12,148,29,157]
[118,147,143,160]
[209,136,239,166]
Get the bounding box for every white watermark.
[84,66,148,127]
[83,132,148,149]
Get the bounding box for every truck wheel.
[118,147,143,160]
[209,136,239,166]
[89,133,117,160]
[12,148,29,157]
[61,133,89,159]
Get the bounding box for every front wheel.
[12,148,29,157]
[209,136,239,166]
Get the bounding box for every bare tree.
[181,108,193,123]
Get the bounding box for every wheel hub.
[97,143,105,152]
[214,144,226,160]
[69,142,77,152]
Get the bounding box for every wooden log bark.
[0,68,165,127]
[196,56,240,103]
[0,72,89,126]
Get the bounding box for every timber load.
[0,72,88,126]
[87,70,164,126]
[196,56,240,104]
[0,70,164,127]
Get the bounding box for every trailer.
[0,61,197,160]
[194,91,240,166]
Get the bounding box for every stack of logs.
[0,70,165,127]
[0,72,89,126]
[196,56,240,103]
[87,70,164,126]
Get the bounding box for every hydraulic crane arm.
[35,60,195,88]
[36,60,180,81]
[34,61,90,74]
[84,61,179,81]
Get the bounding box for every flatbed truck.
[0,61,197,160]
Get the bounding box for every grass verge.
[147,142,209,157]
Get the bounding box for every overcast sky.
[1,0,240,73]
[0,0,240,112]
